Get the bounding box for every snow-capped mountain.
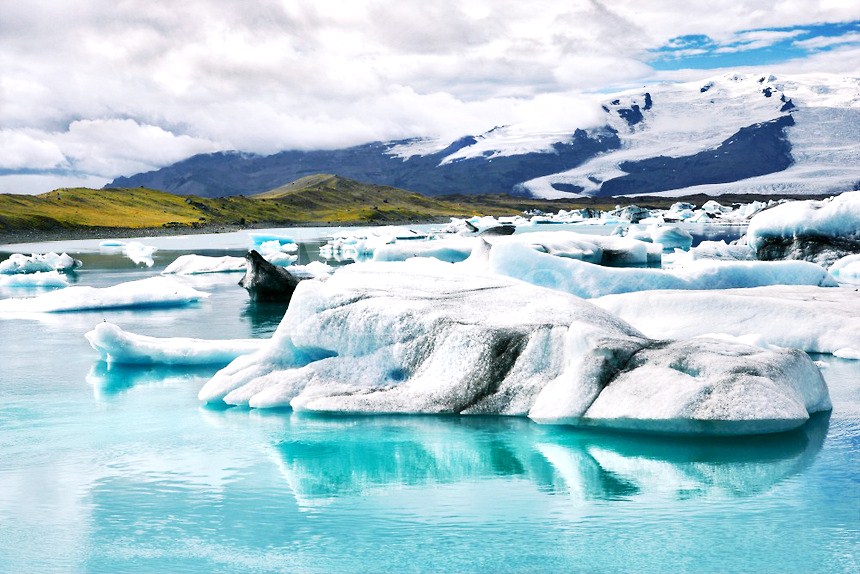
[109,72,860,198]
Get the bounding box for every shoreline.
[0,218,454,248]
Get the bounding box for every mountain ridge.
[108,72,860,199]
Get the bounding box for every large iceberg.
[594,285,860,358]
[86,322,266,365]
[746,191,860,266]
[0,276,208,314]
[198,260,830,435]
[484,242,835,299]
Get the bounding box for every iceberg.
[829,254,860,284]
[665,240,755,267]
[373,237,474,263]
[198,260,830,434]
[0,270,69,288]
[593,285,860,358]
[0,276,208,315]
[0,252,81,274]
[85,322,266,365]
[123,241,158,267]
[746,191,860,266]
[163,254,246,275]
[485,242,835,299]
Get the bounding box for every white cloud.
[0,0,857,194]
[794,31,860,50]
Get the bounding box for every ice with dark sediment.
[198,259,831,435]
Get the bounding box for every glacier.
[197,260,830,435]
[0,276,208,315]
[593,285,860,358]
[86,322,265,365]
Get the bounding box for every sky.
[1,0,859,194]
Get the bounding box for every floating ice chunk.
[0,270,69,288]
[0,252,81,274]
[594,285,860,357]
[163,254,246,274]
[829,254,860,284]
[373,237,474,263]
[288,261,334,280]
[198,260,830,434]
[249,233,295,248]
[746,191,860,266]
[85,322,266,365]
[666,240,755,268]
[124,242,157,266]
[258,240,299,266]
[0,276,208,315]
[647,224,693,252]
[488,242,835,298]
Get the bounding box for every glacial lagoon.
[0,226,858,573]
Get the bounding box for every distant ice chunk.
[198,260,830,434]
[85,322,266,365]
[0,276,208,315]
[258,240,299,267]
[0,270,69,288]
[163,254,246,275]
[666,240,755,268]
[747,191,860,266]
[0,252,81,274]
[98,241,158,266]
[487,242,835,298]
[594,285,860,358]
[647,224,693,252]
[829,253,860,284]
[373,237,474,263]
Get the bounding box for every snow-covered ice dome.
[197,260,830,435]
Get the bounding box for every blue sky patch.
[650,21,860,70]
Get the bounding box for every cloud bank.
[1,0,858,193]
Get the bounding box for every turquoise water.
[0,241,858,573]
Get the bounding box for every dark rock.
[550,182,585,194]
[753,234,860,268]
[762,87,773,98]
[618,104,643,126]
[700,82,713,93]
[780,98,797,112]
[239,250,306,303]
[478,225,516,236]
[643,92,653,110]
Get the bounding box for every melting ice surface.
[0,225,858,572]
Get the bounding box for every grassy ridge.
[1,174,836,242]
[0,174,615,236]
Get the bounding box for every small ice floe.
[258,240,299,267]
[594,284,860,358]
[99,240,157,267]
[0,252,82,274]
[163,254,247,275]
[198,259,830,435]
[85,322,266,365]
[0,270,69,288]
[829,254,860,284]
[0,276,208,315]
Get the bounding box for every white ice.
[197,259,830,434]
[0,276,208,315]
[99,241,158,267]
[163,254,246,275]
[594,285,860,358]
[830,254,860,284]
[85,322,266,365]
[0,252,81,274]
[746,191,860,252]
[484,242,835,299]
[0,270,69,288]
